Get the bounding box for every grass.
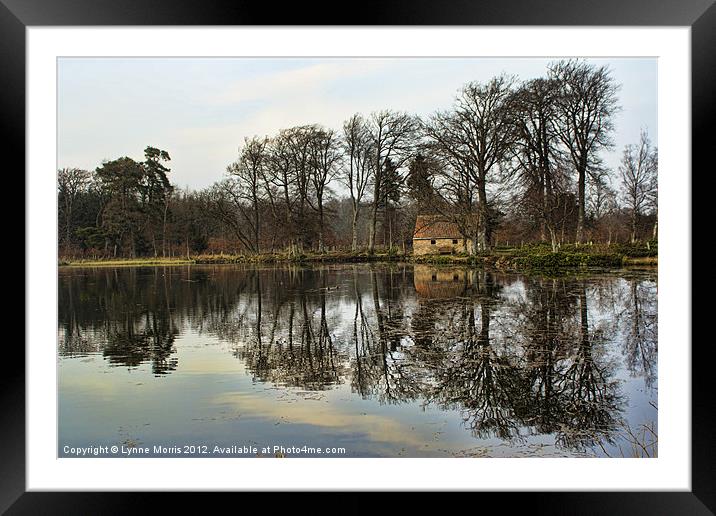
[598,400,658,458]
[412,254,471,265]
[485,241,657,272]
[623,256,658,266]
[60,257,195,267]
[192,251,406,264]
[621,421,658,458]
[59,251,406,267]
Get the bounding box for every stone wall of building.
[413,238,470,255]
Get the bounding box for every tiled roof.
[413,215,463,239]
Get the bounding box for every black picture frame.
[5,0,711,512]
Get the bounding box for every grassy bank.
[413,241,657,270]
[59,251,404,267]
[193,251,404,264]
[59,257,195,267]
[59,242,657,270]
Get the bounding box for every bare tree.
[549,60,620,244]
[587,174,620,244]
[263,131,294,250]
[264,127,313,253]
[57,167,90,252]
[422,114,479,250]
[648,147,658,239]
[285,126,317,250]
[207,179,260,254]
[342,114,374,252]
[423,76,516,252]
[619,130,657,243]
[509,78,564,252]
[366,110,418,253]
[226,136,269,252]
[308,127,341,252]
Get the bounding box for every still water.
[58,264,657,458]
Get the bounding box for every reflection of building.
[413,265,470,299]
[413,215,470,255]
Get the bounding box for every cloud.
[211,60,390,106]
[212,390,431,450]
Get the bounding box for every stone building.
[412,215,469,255]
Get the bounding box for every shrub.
[512,252,623,270]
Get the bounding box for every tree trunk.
[65,202,72,253]
[162,200,169,258]
[368,202,378,254]
[318,202,324,253]
[576,167,586,244]
[539,184,547,242]
[388,210,393,251]
[351,208,359,253]
[579,284,589,344]
[254,201,260,254]
[549,227,558,253]
[477,177,489,251]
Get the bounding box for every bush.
[512,252,623,270]
[609,242,658,258]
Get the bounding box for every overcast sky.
[58,57,657,191]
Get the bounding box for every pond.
[58,263,657,458]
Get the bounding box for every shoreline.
[59,249,658,271]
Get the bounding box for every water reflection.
[232,273,347,390]
[58,264,657,456]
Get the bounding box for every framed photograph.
[7,0,710,511]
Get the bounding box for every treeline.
[58,59,658,259]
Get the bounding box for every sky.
[58,57,657,191]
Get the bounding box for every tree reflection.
[516,277,575,435]
[59,267,181,375]
[102,312,178,376]
[554,283,622,451]
[58,264,655,452]
[621,278,658,389]
[350,266,420,403]
[424,274,528,440]
[233,268,347,389]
